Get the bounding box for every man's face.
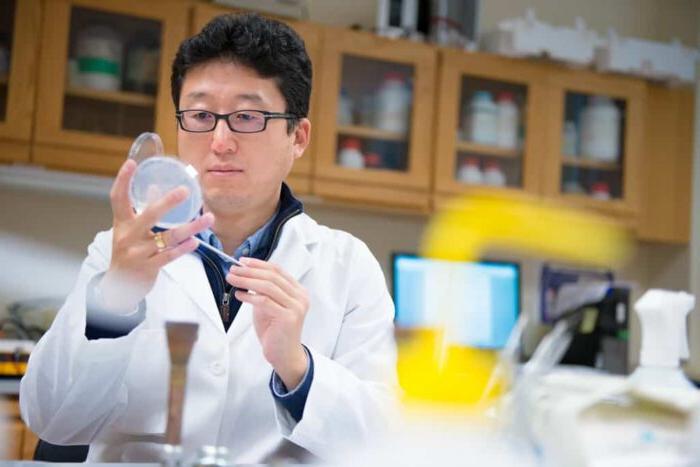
[177,60,310,215]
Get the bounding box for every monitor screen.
[392,253,520,349]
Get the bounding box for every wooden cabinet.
[0,396,36,460]
[0,0,41,164]
[32,0,188,175]
[542,67,646,222]
[312,26,436,211]
[638,84,695,243]
[433,50,547,202]
[0,0,692,242]
[191,3,321,196]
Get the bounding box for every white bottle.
[579,96,620,162]
[337,138,365,169]
[75,25,123,91]
[374,72,411,134]
[495,91,519,149]
[483,161,507,187]
[562,121,578,156]
[465,91,498,146]
[337,88,354,125]
[589,182,611,200]
[630,289,695,390]
[457,157,483,185]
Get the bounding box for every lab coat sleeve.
[272,239,399,460]
[20,230,141,445]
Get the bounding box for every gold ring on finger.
[153,231,167,252]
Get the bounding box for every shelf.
[65,86,156,107]
[456,140,521,158]
[562,156,621,171]
[337,124,407,142]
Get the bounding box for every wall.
[689,48,700,378]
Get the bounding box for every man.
[20,13,397,463]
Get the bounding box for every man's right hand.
[98,159,214,313]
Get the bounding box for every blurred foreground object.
[399,189,631,405]
[378,190,634,466]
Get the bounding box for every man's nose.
[210,117,237,154]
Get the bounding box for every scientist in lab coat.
[20,13,398,463]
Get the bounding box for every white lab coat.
[20,213,398,463]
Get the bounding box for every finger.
[235,290,287,317]
[233,259,300,296]
[241,257,302,292]
[149,237,199,269]
[166,212,215,245]
[136,185,190,230]
[226,274,296,309]
[111,160,138,223]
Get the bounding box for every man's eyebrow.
[183,91,210,100]
[236,93,264,104]
[182,91,265,103]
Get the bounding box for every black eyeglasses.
[176,109,301,133]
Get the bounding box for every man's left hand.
[227,257,309,389]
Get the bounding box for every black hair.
[171,13,312,133]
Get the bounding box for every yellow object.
[0,360,28,377]
[422,190,631,266]
[398,190,632,407]
[397,328,500,405]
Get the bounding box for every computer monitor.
[391,253,520,349]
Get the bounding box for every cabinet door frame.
[0,0,41,163]
[638,83,694,243]
[33,0,188,172]
[313,26,436,192]
[433,49,547,197]
[191,4,321,195]
[543,67,646,218]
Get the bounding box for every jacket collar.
[162,206,319,336]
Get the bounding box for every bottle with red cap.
[483,160,507,187]
[590,181,611,200]
[496,91,519,149]
[374,72,411,134]
[337,138,365,169]
[457,157,483,185]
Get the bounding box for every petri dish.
[127,132,203,228]
[128,132,164,163]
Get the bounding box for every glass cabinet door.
[544,69,645,217]
[0,0,40,163]
[559,92,626,200]
[34,0,187,173]
[335,56,414,173]
[61,6,161,139]
[434,50,546,199]
[314,27,436,211]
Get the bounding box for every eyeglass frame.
[175,109,302,134]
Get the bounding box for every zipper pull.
[221,291,230,323]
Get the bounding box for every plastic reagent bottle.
[630,289,695,390]
[495,91,519,149]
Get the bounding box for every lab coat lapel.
[227,215,317,343]
[162,251,224,332]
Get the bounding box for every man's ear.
[292,118,311,160]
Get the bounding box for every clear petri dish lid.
[126,132,202,229]
[128,132,164,163]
